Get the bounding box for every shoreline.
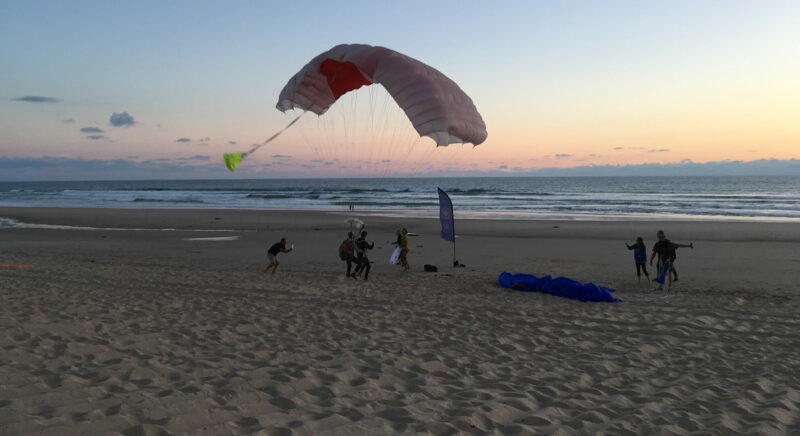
[3,206,800,238]
[3,204,800,224]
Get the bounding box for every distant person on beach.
[354,231,375,280]
[626,237,649,283]
[391,229,403,267]
[649,230,693,288]
[399,228,410,272]
[263,237,293,275]
[340,232,361,279]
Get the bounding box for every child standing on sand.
[626,237,649,284]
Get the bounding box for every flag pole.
[452,230,457,267]
[451,207,457,267]
[437,187,459,267]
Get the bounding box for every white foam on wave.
[182,236,242,241]
[0,217,241,232]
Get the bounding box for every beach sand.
[2,207,799,435]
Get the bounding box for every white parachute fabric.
[276,44,487,147]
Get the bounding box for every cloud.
[648,148,669,153]
[498,164,508,169]
[555,153,571,159]
[86,135,106,140]
[178,155,210,161]
[81,127,104,133]
[176,138,191,142]
[613,147,624,150]
[228,141,237,145]
[199,137,210,142]
[272,154,292,159]
[13,96,59,103]
[109,112,135,127]
[63,118,76,124]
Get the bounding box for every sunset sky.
[1,1,799,180]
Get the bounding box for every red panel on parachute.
[320,59,372,99]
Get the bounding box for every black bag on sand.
[424,264,438,272]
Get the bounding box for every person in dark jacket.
[354,231,375,280]
[341,232,361,279]
[649,230,693,288]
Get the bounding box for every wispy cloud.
[178,155,210,161]
[555,153,571,159]
[12,96,59,103]
[81,127,104,133]
[613,147,624,150]
[63,118,76,124]
[272,154,292,159]
[176,138,191,142]
[86,135,106,140]
[109,112,135,127]
[228,141,237,145]
[648,148,669,153]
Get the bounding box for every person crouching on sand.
[263,237,293,275]
[626,237,649,284]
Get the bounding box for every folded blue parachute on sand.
[498,272,621,303]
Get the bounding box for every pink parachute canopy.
[276,44,487,146]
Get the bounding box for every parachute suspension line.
[246,111,306,157]
[368,86,391,178]
[224,110,307,172]
[407,143,440,178]
[366,86,379,177]
[381,135,421,179]
[347,87,360,175]
[370,86,395,178]
[291,110,326,168]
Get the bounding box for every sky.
[1,0,799,180]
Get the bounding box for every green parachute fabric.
[224,152,243,172]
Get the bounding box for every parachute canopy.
[276,44,487,147]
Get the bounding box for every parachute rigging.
[224,43,486,172]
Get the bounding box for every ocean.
[1,176,799,222]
